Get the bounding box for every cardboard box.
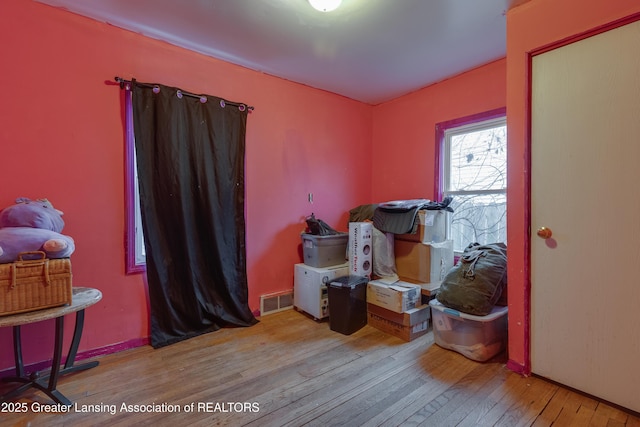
[366,280,421,313]
[397,209,447,244]
[394,240,453,284]
[349,222,373,278]
[419,281,441,297]
[366,303,430,326]
[419,282,441,305]
[367,312,430,342]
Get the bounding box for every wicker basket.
[0,251,72,316]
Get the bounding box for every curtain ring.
[219,100,226,108]
[176,90,183,99]
[200,96,207,104]
[152,85,160,94]
[238,104,246,112]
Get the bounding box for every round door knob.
[537,227,552,239]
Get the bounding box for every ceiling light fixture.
[308,0,342,12]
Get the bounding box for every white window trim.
[436,108,507,254]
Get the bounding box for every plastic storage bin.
[301,233,348,268]
[327,275,368,335]
[429,299,508,362]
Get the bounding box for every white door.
[531,19,640,413]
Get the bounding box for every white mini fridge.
[294,263,348,320]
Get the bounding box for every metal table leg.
[1,309,99,406]
[62,309,99,374]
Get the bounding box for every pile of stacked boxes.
[366,281,429,342]
[365,209,452,342]
[294,207,508,361]
[393,209,453,290]
[294,211,450,341]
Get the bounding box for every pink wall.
[0,0,372,371]
[0,0,511,373]
[371,59,506,202]
[505,0,640,372]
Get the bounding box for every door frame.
[522,11,640,374]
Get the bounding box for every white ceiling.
[35,0,526,105]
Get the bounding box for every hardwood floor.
[1,308,639,426]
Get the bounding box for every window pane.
[449,125,507,192]
[125,87,146,273]
[437,110,507,254]
[448,193,506,252]
[133,149,146,262]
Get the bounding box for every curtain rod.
[114,77,254,111]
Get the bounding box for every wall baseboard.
[506,359,530,376]
[0,337,149,379]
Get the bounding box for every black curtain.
[131,81,257,349]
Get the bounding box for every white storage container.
[294,263,348,320]
[429,299,508,362]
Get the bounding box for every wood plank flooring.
[1,308,639,426]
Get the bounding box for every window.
[124,87,145,273]
[436,108,507,254]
